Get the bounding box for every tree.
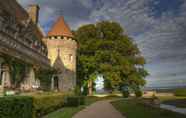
[75,21,148,95]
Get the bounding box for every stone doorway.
[0,61,11,95]
[53,76,59,91]
[1,63,11,88]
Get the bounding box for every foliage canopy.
[75,21,148,92]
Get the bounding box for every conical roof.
[47,16,73,37]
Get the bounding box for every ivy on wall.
[2,54,57,91]
[11,61,29,88]
[35,68,57,91]
[3,55,30,88]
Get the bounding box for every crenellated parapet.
[46,36,77,50]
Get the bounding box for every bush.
[79,96,85,105]
[65,96,79,107]
[65,96,85,107]
[32,93,65,117]
[122,90,130,98]
[174,89,186,96]
[74,86,81,96]
[135,90,143,98]
[0,96,33,118]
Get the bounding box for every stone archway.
[54,76,59,90]
[51,75,59,91]
[0,58,11,96]
[1,63,11,88]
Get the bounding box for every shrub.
[174,88,186,96]
[32,93,65,117]
[0,96,33,118]
[79,96,85,105]
[122,90,130,98]
[65,96,85,107]
[65,96,79,107]
[74,86,81,96]
[135,90,143,97]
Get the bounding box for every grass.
[158,96,186,102]
[43,106,85,118]
[112,98,186,118]
[43,95,121,118]
[158,96,186,108]
[163,99,186,108]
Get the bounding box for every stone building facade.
[45,17,77,92]
[0,0,77,94]
[0,0,50,95]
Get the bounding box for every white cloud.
[17,0,186,88]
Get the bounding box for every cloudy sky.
[18,0,186,88]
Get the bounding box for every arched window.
[69,54,73,62]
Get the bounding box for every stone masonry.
[45,17,77,92]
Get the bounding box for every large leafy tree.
[75,21,148,95]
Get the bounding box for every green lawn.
[158,96,186,102]
[112,99,186,118]
[158,96,186,108]
[43,106,85,118]
[43,95,121,118]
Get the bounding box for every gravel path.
[73,100,125,118]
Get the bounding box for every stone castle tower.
[45,17,77,92]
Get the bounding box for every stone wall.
[0,0,50,93]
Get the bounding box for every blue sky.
[18,0,186,88]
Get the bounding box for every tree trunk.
[88,79,93,96]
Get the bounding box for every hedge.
[174,88,186,96]
[122,91,130,98]
[0,93,84,118]
[135,90,143,98]
[0,96,33,118]
[64,96,85,107]
[32,93,65,117]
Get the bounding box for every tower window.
[69,54,73,62]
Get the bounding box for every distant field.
[144,86,186,93]
[112,99,186,118]
[158,96,186,108]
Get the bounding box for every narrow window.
[69,54,73,62]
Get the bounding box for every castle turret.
[45,16,77,92]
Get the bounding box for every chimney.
[27,4,40,24]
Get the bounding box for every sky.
[18,0,186,88]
